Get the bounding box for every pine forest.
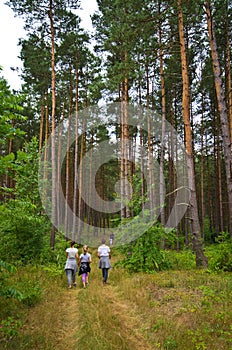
[1,1,232,349]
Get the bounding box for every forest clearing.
[1,249,232,350]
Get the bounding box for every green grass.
[1,246,232,349]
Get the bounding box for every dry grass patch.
[110,268,232,350]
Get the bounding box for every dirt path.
[20,261,155,350]
[62,263,154,350]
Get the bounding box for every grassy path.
[13,254,154,350]
[4,252,232,349]
[74,263,154,350]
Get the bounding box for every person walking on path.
[98,238,111,285]
[64,241,78,289]
[78,245,92,289]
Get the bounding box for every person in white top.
[97,238,111,285]
[64,241,78,289]
[78,245,92,288]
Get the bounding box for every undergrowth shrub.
[166,249,196,270]
[117,224,173,272]
[0,261,23,301]
[0,200,50,264]
[0,261,43,341]
[206,232,232,271]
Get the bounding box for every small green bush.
[206,233,232,272]
[167,249,196,270]
[117,224,172,272]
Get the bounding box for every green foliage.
[14,137,41,203]
[0,262,42,340]
[166,249,196,270]
[0,72,25,150]
[0,317,23,339]
[0,260,23,302]
[117,224,172,272]
[163,336,178,350]
[20,280,43,307]
[206,232,232,272]
[0,265,44,342]
[0,138,41,202]
[0,200,50,264]
[202,216,215,243]
[0,137,51,264]
[187,329,208,350]
[40,232,70,274]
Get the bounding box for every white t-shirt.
[98,244,110,257]
[80,253,91,262]
[66,247,78,259]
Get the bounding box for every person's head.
[101,238,106,244]
[83,245,88,254]
[70,241,75,247]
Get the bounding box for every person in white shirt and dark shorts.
[97,238,111,285]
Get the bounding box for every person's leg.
[86,272,89,285]
[104,268,109,283]
[102,268,108,284]
[82,273,86,288]
[72,270,77,286]
[102,268,105,283]
[66,269,72,288]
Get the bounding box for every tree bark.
[178,0,208,267]
[145,62,155,220]
[72,49,79,239]
[65,76,73,236]
[226,0,232,146]
[39,103,45,153]
[205,0,232,235]
[49,0,57,249]
[158,1,166,227]
[120,71,130,219]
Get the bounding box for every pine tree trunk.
[72,49,79,238]
[139,125,145,213]
[206,0,232,235]
[65,84,73,235]
[42,93,49,205]
[49,0,57,249]
[56,109,64,233]
[178,0,208,267]
[216,129,223,232]
[226,0,232,146]
[78,122,85,239]
[158,2,166,227]
[120,73,130,219]
[146,63,155,220]
[39,103,45,152]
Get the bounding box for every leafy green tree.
[0,71,25,155]
[0,138,50,263]
[0,71,26,201]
